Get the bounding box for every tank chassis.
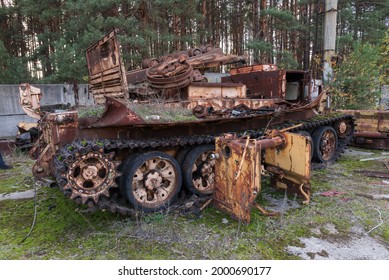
[19,85,353,222]
[18,31,355,222]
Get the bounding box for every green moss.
[128,102,197,123]
[78,105,105,119]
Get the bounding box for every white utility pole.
[323,0,338,85]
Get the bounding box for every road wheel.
[182,144,215,195]
[312,126,338,163]
[121,151,182,212]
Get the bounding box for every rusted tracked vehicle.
[340,110,389,150]
[20,30,355,222]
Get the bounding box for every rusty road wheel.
[312,126,338,163]
[334,119,354,139]
[122,151,182,212]
[182,144,215,195]
[63,149,120,205]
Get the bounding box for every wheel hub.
[192,151,215,193]
[320,131,336,160]
[82,165,98,180]
[144,171,163,190]
[338,121,347,134]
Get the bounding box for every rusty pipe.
[354,132,388,139]
[220,135,285,151]
[257,136,285,149]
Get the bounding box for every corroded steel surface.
[188,83,247,99]
[265,133,311,182]
[222,68,284,99]
[213,131,311,223]
[213,135,262,224]
[86,29,128,103]
[88,97,144,128]
[146,56,193,90]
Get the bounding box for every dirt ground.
[292,148,389,259]
[0,147,388,260]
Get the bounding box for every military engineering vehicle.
[20,30,355,222]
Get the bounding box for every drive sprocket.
[54,141,121,206]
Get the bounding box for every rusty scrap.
[213,134,262,224]
[253,203,279,217]
[357,170,389,179]
[213,130,311,224]
[341,110,389,150]
[199,198,213,211]
[18,28,361,221]
[356,193,389,201]
[86,29,129,103]
[320,190,346,197]
[19,84,43,119]
[146,56,193,91]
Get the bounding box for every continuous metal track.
[52,113,354,215]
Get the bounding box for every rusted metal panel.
[265,132,311,181]
[264,132,311,203]
[188,83,246,99]
[222,68,283,99]
[87,97,144,128]
[126,69,147,84]
[229,64,278,75]
[342,110,389,133]
[86,29,128,104]
[213,135,262,224]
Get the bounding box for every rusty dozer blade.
[213,131,311,224]
[88,97,144,127]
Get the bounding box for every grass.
[77,102,197,123]
[127,102,197,123]
[0,147,388,259]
